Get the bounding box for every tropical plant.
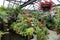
[36,27,48,40]
[0,6,48,40]
[54,7,60,34]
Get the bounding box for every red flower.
[38,0,55,11]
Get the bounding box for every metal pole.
[57,0,60,3]
[8,0,11,8]
[12,0,16,8]
[20,0,36,8]
[3,0,5,6]
[33,4,35,11]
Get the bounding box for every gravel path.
[48,30,59,40]
[31,30,60,40]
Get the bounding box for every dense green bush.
[1,6,59,40]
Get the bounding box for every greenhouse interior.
[0,0,60,40]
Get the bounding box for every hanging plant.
[38,0,55,11]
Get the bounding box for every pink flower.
[23,11,29,14]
